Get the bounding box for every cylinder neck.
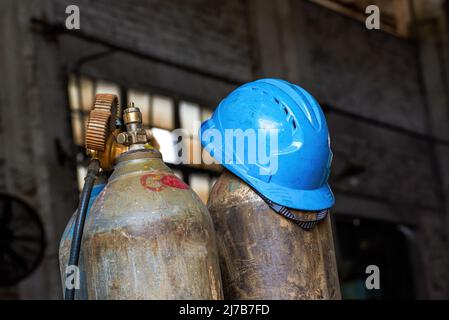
[116,149,162,163]
[109,149,168,181]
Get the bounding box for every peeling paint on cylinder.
[82,150,223,299]
[207,171,341,300]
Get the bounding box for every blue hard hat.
[200,78,335,211]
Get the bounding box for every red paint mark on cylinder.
[140,173,165,192]
[141,173,189,192]
[161,175,189,190]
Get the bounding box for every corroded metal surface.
[82,151,223,300]
[207,171,341,300]
[59,212,88,299]
[59,176,108,300]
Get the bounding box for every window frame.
[67,72,222,201]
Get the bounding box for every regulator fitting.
[116,103,155,149]
[85,95,160,170]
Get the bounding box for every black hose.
[64,159,100,300]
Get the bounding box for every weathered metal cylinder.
[207,171,341,300]
[81,149,223,299]
[59,179,106,299]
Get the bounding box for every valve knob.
[85,94,118,152]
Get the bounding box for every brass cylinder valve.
[116,104,154,149]
[85,96,160,170]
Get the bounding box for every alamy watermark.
[65,5,80,30]
[365,5,380,30]
[166,122,279,175]
[65,265,80,290]
[365,265,380,290]
[200,126,279,175]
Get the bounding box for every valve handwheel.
[85,94,118,152]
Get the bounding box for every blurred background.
[1,0,449,299]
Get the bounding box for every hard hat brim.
[244,172,335,211]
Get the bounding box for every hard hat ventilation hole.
[281,103,298,132]
[289,84,323,129]
[274,97,280,104]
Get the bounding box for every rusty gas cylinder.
[59,175,107,299]
[207,171,341,300]
[82,149,223,299]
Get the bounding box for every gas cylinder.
[59,175,107,299]
[78,101,222,300]
[82,149,222,299]
[207,171,341,300]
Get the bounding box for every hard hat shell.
[200,78,334,211]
